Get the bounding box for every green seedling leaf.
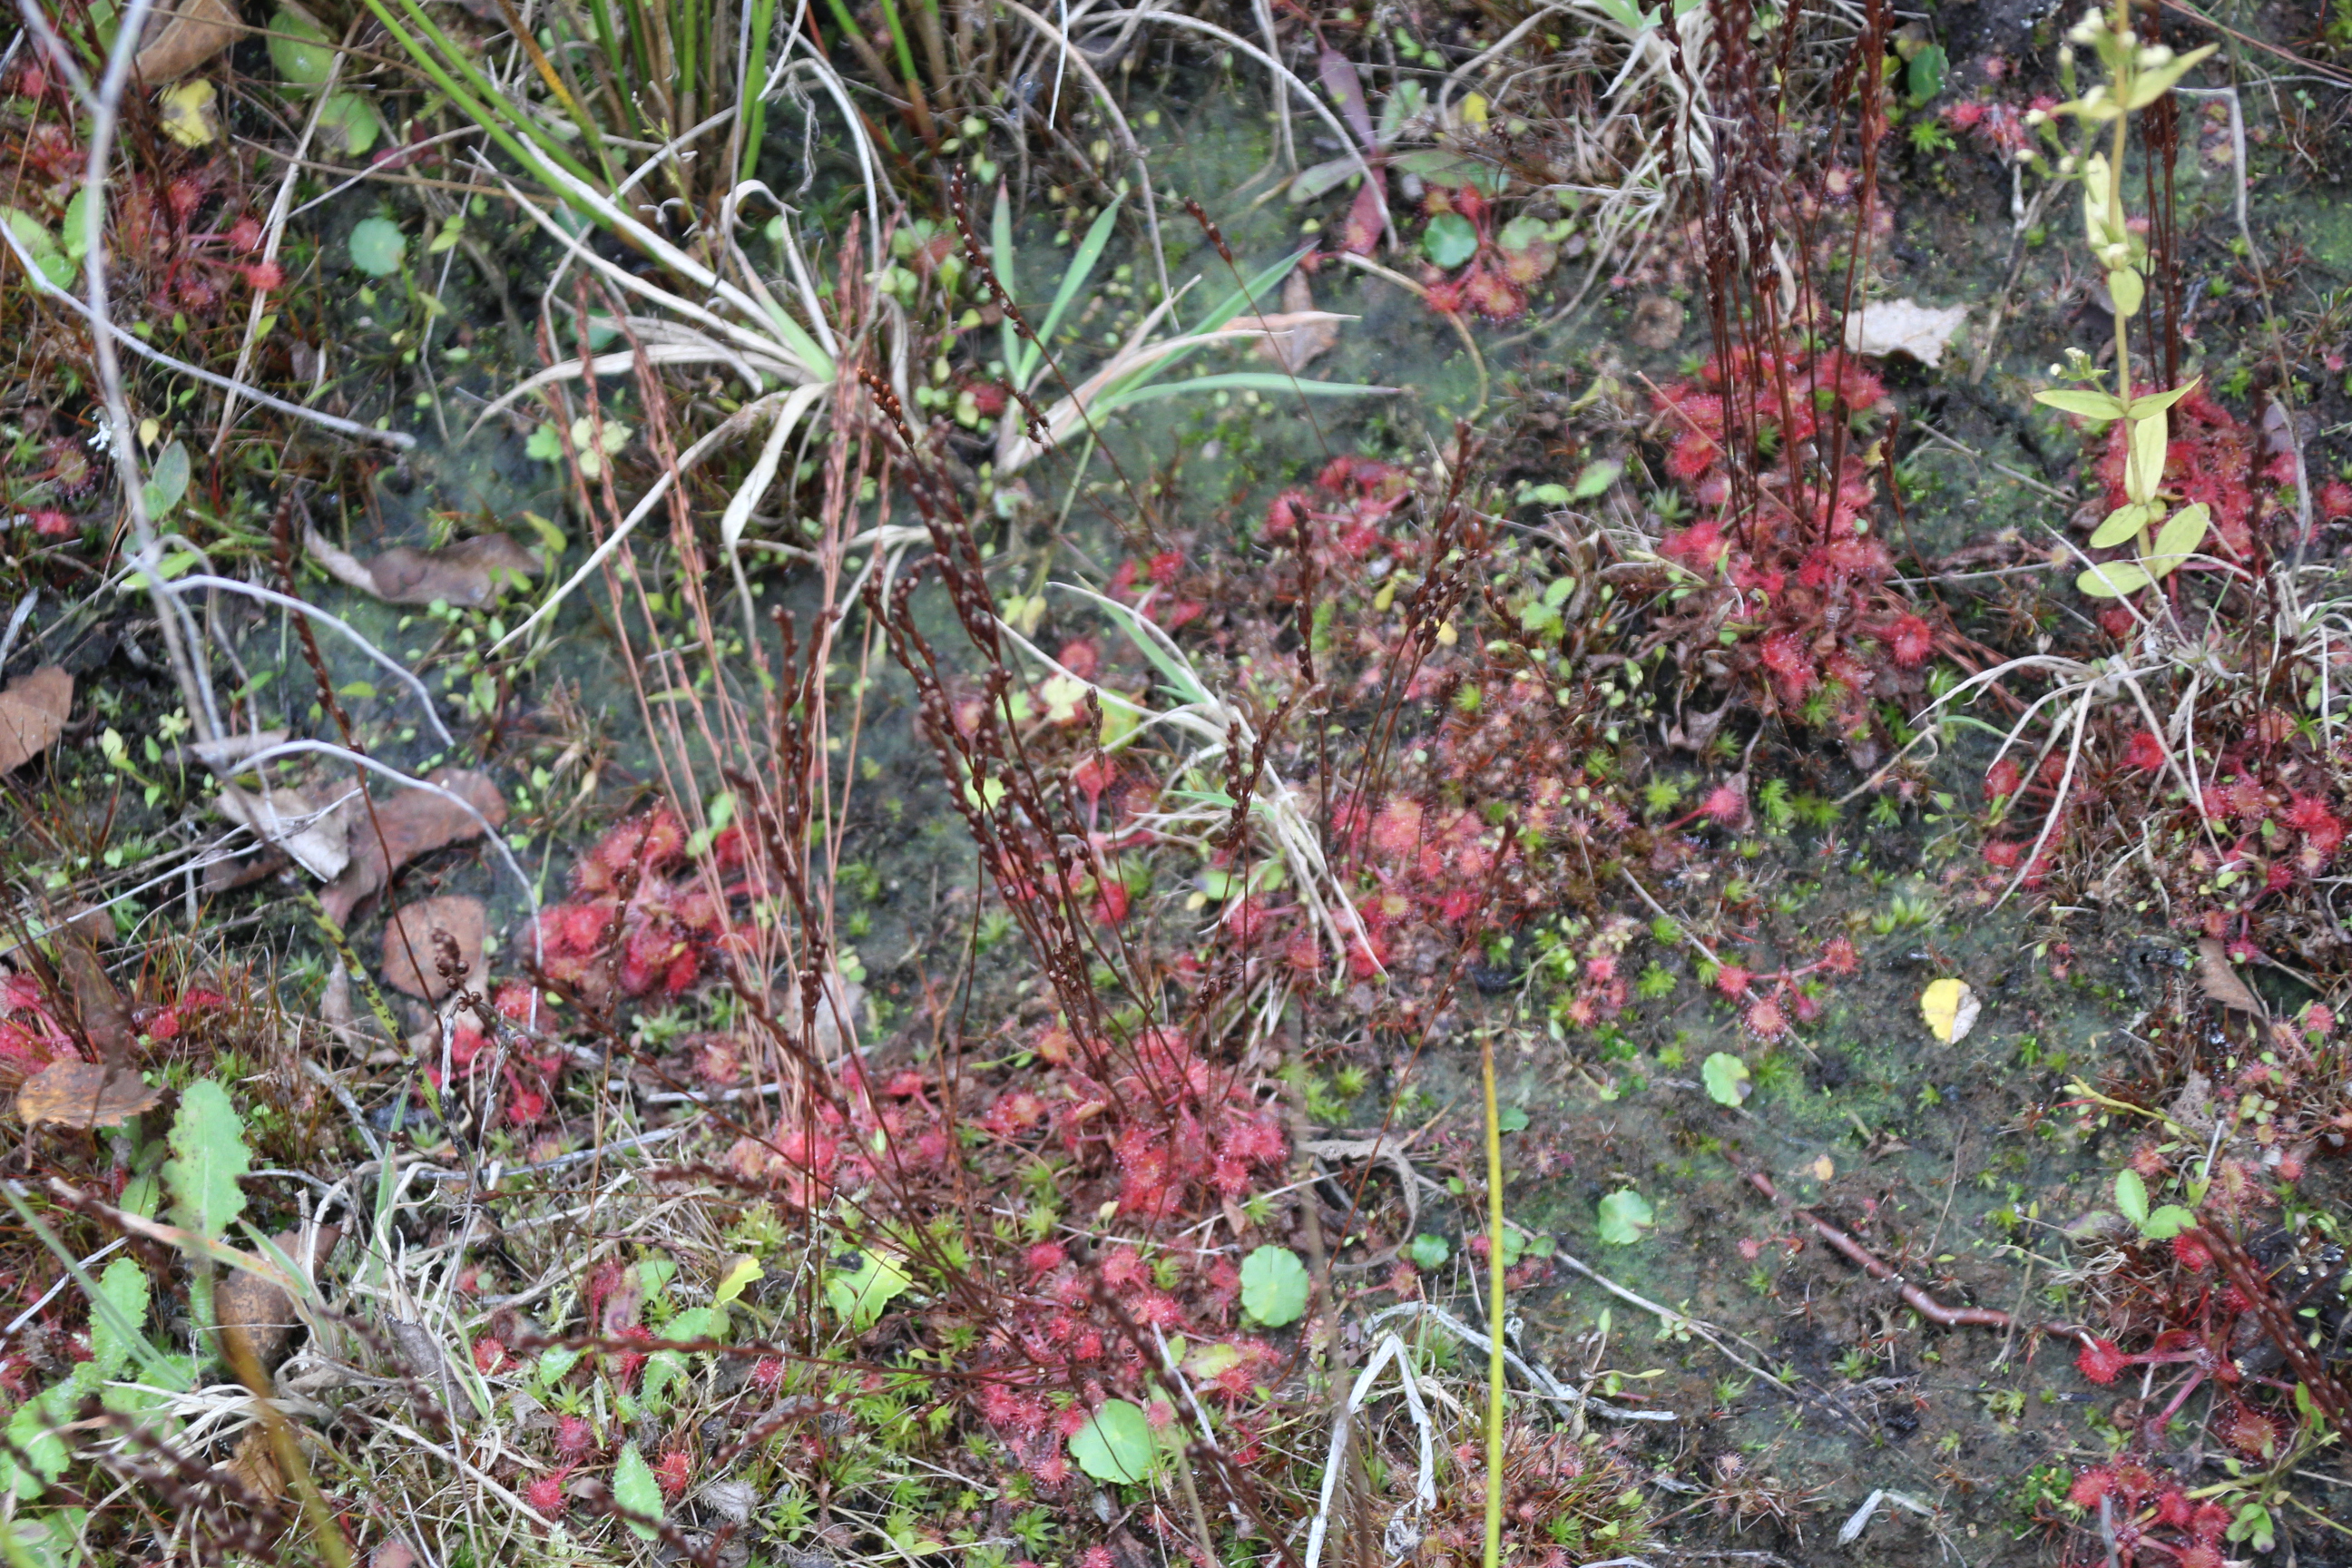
[60,189,93,261]
[1390,149,1485,184]
[2089,501,2158,549]
[1069,1399,1154,1484]
[1571,457,1623,499]
[141,440,191,521]
[1906,42,1948,103]
[1596,1189,1654,1245]
[2,208,72,289]
[1240,1244,1310,1326]
[269,5,338,87]
[2076,560,2152,599]
[1497,1104,1529,1132]
[1702,1052,1751,1107]
[2034,387,2126,421]
[1421,211,1478,269]
[2124,44,2218,109]
[2141,1204,2197,1240]
[611,1442,663,1539]
[825,1248,911,1329]
[1407,1233,1450,1269]
[2113,1168,2150,1227]
[164,1080,250,1243]
[1287,154,1362,203]
[347,216,406,277]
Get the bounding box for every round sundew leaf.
[268,5,338,88]
[1240,1244,1310,1327]
[348,216,406,277]
[1421,211,1477,270]
[1069,1398,1154,1484]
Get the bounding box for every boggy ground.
[5,0,2352,1565]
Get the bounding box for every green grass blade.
[994,184,1024,383]
[1027,199,1122,390]
[361,0,600,192]
[740,0,778,179]
[1120,248,1308,388]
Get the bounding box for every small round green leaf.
[1407,1233,1450,1269]
[1906,43,1948,104]
[1069,1398,1154,1484]
[1240,1244,1310,1327]
[1421,211,1478,270]
[1596,1189,1654,1246]
[347,217,406,278]
[1701,1052,1751,1108]
[268,5,338,89]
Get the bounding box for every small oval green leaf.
[2113,1168,2150,1227]
[268,5,338,88]
[163,1080,250,1243]
[1701,1052,1751,1107]
[2076,560,2152,599]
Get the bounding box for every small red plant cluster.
[1651,346,1936,741]
[1417,187,1557,323]
[0,973,78,1081]
[1709,935,1861,1040]
[531,806,746,1004]
[423,982,569,1127]
[2064,1459,2240,1568]
[1261,455,1416,571]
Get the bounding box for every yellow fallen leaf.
[1461,93,1490,127]
[1808,1155,1836,1182]
[159,77,220,148]
[1920,977,1980,1043]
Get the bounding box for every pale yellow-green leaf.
[2090,501,2158,549]
[2034,387,2127,420]
[2144,502,2211,579]
[158,79,220,148]
[712,1254,763,1310]
[2126,378,2200,420]
[1919,977,1980,1043]
[2077,560,2154,598]
[2124,44,2217,108]
[2125,409,2169,505]
[2081,153,2115,249]
[2107,266,2144,318]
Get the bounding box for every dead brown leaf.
[380,895,486,1000]
[218,1224,339,1371]
[134,0,244,82]
[1247,272,1342,375]
[57,924,137,1067]
[16,1060,162,1128]
[1629,295,1686,350]
[2196,937,2265,1014]
[0,667,73,773]
[320,769,506,926]
[223,1427,284,1502]
[306,523,540,609]
[1842,298,1969,369]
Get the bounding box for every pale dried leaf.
[1842,299,1969,368]
[380,895,486,1000]
[320,769,506,926]
[1629,295,1685,350]
[1243,273,1341,374]
[134,0,244,83]
[216,781,351,881]
[16,1060,162,1128]
[2195,937,2264,1014]
[304,522,540,609]
[0,667,72,773]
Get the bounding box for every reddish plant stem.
[1746,1171,2084,1336]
